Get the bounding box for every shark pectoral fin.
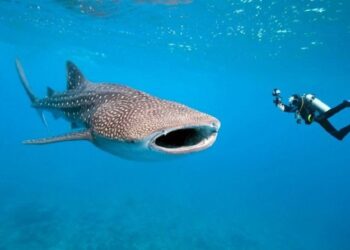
[23,130,92,145]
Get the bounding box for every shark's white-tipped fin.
[23,130,92,145]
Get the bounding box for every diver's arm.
[277,102,294,112]
[272,89,296,113]
[274,98,295,113]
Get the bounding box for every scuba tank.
[304,94,331,113]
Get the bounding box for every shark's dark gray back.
[17,59,220,159]
[89,85,214,141]
[33,61,216,142]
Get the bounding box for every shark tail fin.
[16,59,48,128]
[15,59,37,103]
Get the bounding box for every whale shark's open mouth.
[150,124,219,154]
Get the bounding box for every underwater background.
[0,0,350,249]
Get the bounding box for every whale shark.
[16,59,220,160]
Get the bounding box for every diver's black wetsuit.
[315,101,350,140]
[276,95,350,140]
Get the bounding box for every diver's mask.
[288,95,301,107]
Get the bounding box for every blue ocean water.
[0,0,350,249]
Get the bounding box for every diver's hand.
[273,97,282,106]
[272,88,281,97]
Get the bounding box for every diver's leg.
[319,100,350,120]
[337,125,350,140]
[317,120,343,140]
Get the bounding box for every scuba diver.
[273,89,350,140]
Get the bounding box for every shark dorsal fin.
[66,61,87,90]
[47,87,56,97]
